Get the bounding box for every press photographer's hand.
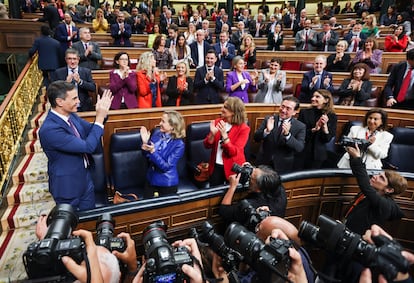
[346,143,361,158]
[172,238,204,283]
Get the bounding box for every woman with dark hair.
[337,63,372,106]
[267,23,283,51]
[165,61,194,106]
[152,34,172,69]
[203,97,250,187]
[379,6,396,26]
[352,37,382,73]
[385,25,409,52]
[170,33,193,68]
[338,108,393,169]
[297,89,337,169]
[109,52,137,109]
[254,58,286,104]
[396,12,411,36]
[147,23,160,48]
[140,110,186,197]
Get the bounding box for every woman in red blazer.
[384,25,409,52]
[203,97,250,186]
[136,51,165,108]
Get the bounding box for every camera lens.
[45,204,78,240]
[231,163,243,174]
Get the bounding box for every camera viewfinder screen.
[155,273,176,283]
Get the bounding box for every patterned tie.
[68,117,90,167]
[397,68,413,102]
[67,25,72,47]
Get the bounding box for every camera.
[339,136,371,152]
[231,163,254,185]
[23,204,85,280]
[224,222,292,283]
[298,214,409,282]
[142,220,193,283]
[239,199,271,232]
[96,213,126,252]
[192,221,241,273]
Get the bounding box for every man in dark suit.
[214,13,231,37]
[193,50,224,104]
[295,19,318,51]
[159,9,175,35]
[190,29,211,68]
[110,12,132,47]
[254,96,306,174]
[384,49,414,110]
[231,21,247,51]
[29,25,62,87]
[51,48,96,111]
[299,55,335,103]
[72,27,102,70]
[213,31,236,69]
[344,23,367,52]
[316,22,339,52]
[39,81,112,211]
[36,0,61,32]
[55,13,80,54]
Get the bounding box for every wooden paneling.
[0,19,43,53]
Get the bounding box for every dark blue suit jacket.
[28,35,62,70]
[55,23,79,53]
[39,112,103,206]
[110,23,132,46]
[299,70,334,103]
[51,67,96,111]
[193,66,224,104]
[189,41,211,68]
[213,42,236,69]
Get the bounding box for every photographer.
[35,214,138,283]
[359,225,414,283]
[344,144,407,235]
[219,164,287,225]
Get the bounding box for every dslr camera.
[23,204,84,281]
[299,214,409,282]
[192,221,241,273]
[142,221,193,283]
[231,163,254,185]
[239,199,271,232]
[339,136,371,152]
[95,213,126,252]
[225,222,292,283]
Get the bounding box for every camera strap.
[83,248,92,283]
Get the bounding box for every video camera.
[142,221,193,283]
[23,204,84,281]
[299,214,409,282]
[231,163,254,185]
[239,199,271,232]
[96,213,126,252]
[224,222,292,283]
[339,136,371,152]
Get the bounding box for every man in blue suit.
[213,31,235,69]
[29,25,62,87]
[39,81,112,211]
[55,13,80,54]
[51,48,96,111]
[299,55,335,103]
[189,29,211,68]
[110,12,132,47]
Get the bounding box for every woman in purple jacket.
[109,51,138,109]
[225,56,258,103]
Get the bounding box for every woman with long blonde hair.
[238,34,257,69]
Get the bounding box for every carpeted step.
[30,111,46,129]
[0,227,38,282]
[12,152,48,186]
[1,199,55,231]
[23,139,43,154]
[6,182,51,206]
[26,127,40,142]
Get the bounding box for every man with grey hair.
[72,27,102,70]
[299,55,334,103]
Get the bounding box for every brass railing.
[0,55,42,200]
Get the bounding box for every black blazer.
[164,76,194,106]
[298,108,337,168]
[254,115,306,173]
[51,67,96,111]
[384,61,414,109]
[189,41,211,68]
[193,66,224,104]
[337,79,372,106]
[28,35,62,71]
